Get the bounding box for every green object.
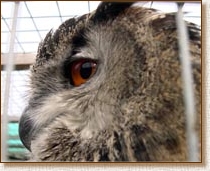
[6,122,29,160]
[8,122,19,136]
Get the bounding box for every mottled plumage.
[19,2,201,162]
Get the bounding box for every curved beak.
[19,108,34,151]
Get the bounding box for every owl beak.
[19,108,34,151]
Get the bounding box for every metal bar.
[1,53,36,65]
[2,29,49,33]
[176,2,198,161]
[56,1,63,23]
[150,1,153,8]
[3,15,77,19]
[88,1,91,13]
[1,1,20,162]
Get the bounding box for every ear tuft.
[91,2,134,23]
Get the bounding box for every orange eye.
[70,59,97,86]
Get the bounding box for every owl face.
[19,2,201,161]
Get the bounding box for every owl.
[19,2,201,161]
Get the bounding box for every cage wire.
[176,2,198,162]
[1,1,201,162]
[1,1,20,162]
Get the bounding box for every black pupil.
[80,62,93,79]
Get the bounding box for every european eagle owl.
[19,2,201,161]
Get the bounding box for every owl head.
[19,2,201,161]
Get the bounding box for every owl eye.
[70,59,97,86]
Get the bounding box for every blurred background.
[1,1,201,162]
